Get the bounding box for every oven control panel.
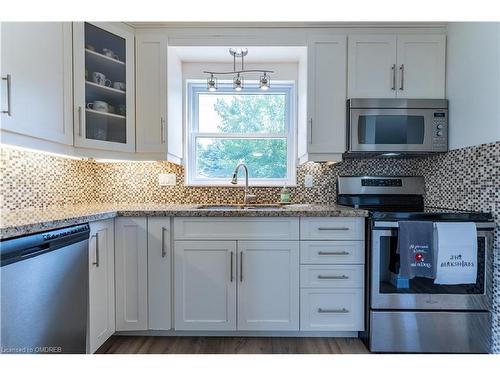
[362,178,403,187]
[432,111,448,151]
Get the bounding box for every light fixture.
[233,73,243,91]
[203,48,274,92]
[259,72,270,90]
[207,74,217,91]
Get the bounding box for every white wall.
[446,22,500,150]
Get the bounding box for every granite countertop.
[0,203,368,240]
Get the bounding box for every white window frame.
[185,80,296,186]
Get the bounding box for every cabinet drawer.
[300,265,364,288]
[300,288,364,331]
[174,217,299,240]
[300,241,364,264]
[300,217,364,240]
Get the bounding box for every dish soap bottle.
[280,186,291,204]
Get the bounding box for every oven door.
[370,223,493,310]
[349,108,438,152]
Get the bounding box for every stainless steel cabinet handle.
[399,64,404,90]
[230,251,234,282]
[1,74,12,116]
[240,251,243,282]
[318,251,350,256]
[78,106,83,136]
[161,227,167,258]
[317,275,349,280]
[391,64,396,90]
[317,227,349,231]
[309,118,313,144]
[160,117,166,144]
[92,233,99,267]
[318,308,349,314]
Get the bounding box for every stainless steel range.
[337,176,495,353]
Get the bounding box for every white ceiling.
[172,46,307,63]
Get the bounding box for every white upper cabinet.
[237,241,299,331]
[348,33,446,99]
[88,219,115,353]
[73,22,135,152]
[299,34,347,163]
[135,34,183,163]
[347,34,397,98]
[135,35,167,154]
[0,22,73,145]
[396,34,446,98]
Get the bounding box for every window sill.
[185,180,297,188]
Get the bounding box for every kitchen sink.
[195,204,286,210]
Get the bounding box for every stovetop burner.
[337,176,493,222]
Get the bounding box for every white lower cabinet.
[148,218,172,330]
[115,217,148,331]
[299,217,365,332]
[237,241,299,331]
[174,240,237,330]
[300,288,364,331]
[111,216,364,336]
[88,219,115,353]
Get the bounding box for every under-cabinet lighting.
[0,144,86,160]
[93,158,157,163]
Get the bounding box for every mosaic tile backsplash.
[0,141,498,351]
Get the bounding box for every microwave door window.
[358,115,425,144]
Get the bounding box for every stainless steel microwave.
[346,99,448,155]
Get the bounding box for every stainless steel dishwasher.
[1,224,90,354]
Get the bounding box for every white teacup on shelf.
[87,101,109,113]
[102,48,119,60]
[92,72,112,87]
[113,82,126,91]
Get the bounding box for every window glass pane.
[195,138,287,179]
[198,93,286,133]
[358,115,425,144]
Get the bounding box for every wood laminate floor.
[96,336,370,354]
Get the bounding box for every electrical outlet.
[159,173,176,186]
[304,174,313,188]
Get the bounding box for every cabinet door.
[396,34,446,98]
[306,35,347,157]
[73,22,135,152]
[115,217,148,331]
[147,217,171,330]
[88,219,115,353]
[237,241,299,331]
[174,240,237,330]
[347,34,397,98]
[0,22,73,145]
[135,35,167,154]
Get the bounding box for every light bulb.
[207,74,217,91]
[233,74,243,91]
[259,73,270,90]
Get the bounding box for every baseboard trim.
[115,330,359,338]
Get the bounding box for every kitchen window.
[186,82,296,186]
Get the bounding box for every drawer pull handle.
[317,275,349,280]
[317,227,350,231]
[317,251,350,256]
[318,308,349,314]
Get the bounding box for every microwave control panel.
[432,111,448,151]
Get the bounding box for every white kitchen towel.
[434,222,477,285]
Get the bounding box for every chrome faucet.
[231,162,256,204]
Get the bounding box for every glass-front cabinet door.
[73,22,135,152]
